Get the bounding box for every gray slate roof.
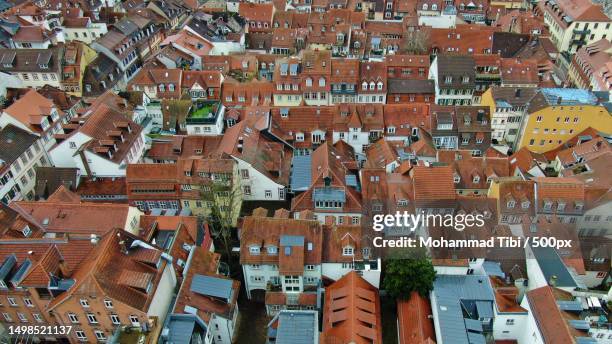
[0,125,38,168]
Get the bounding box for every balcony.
[572,28,590,35]
[186,100,222,125]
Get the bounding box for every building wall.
[235,157,285,201]
[147,262,176,326]
[516,105,612,153]
[577,201,612,237]
[63,23,108,44]
[492,309,528,341]
[518,296,545,344]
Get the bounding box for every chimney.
[549,275,558,286]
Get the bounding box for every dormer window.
[575,202,583,211]
[369,82,375,90]
[306,78,312,87]
[472,175,480,183]
[159,84,165,92]
[319,78,326,87]
[342,246,354,256]
[22,225,31,237]
[185,170,191,177]
[507,200,515,208]
[267,246,278,255]
[522,201,530,209]
[543,201,552,210]
[249,246,260,255]
[362,81,368,90]
[377,82,383,90]
[557,202,566,211]
[462,76,470,84]
[444,76,452,84]
[454,175,460,183]
[39,63,48,69]
[168,84,175,92]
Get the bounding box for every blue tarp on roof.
[190,274,234,300]
[290,155,312,192]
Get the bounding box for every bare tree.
[400,29,430,55]
[200,176,242,265]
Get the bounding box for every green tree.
[383,248,436,299]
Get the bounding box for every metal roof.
[313,187,346,203]
[190,274,234,300]
[164,314,207,344]
[540,88,598,106]
[568,320,590,331]
[432,275,495,344]
[290,155,312,192]
[576,337,599,344]
[467,332,486,344]
[280,235,304,247]
[0,254,16,281]
[9,259,31,286]
[475,300,493,319]
[275,311,318,344]
[557,300,583,312]
[531,246,578,288]
[482,261,505,278]
[464,319,483,332]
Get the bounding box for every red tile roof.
[321,271,382,344]
[397,292,436,344]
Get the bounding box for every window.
[343,246,354,256]
[319,78,325,87]
[79,299,89,308]
[243,185,251,195]
[351,216,359,225]
[305,264,315,271]
[506,319,514,325]
[76,331,87,341]
[265,190,272,198]
[267,246,278,255]
[129,315,140,326]
[536,116,543,122]
[68,313,79,323]
[507,201,515,208]
[249,246,260,255]
[8,297,17,306]
[87,313,98,324]
[17,313,28,322]
[251,264,260,270]
[104,299,113,308]
[110,314,120,325]
[33,313,43,323]
[94,330,106,341]
[23,298,33,307]
[3,313,12,322]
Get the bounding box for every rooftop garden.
[190,102,216,119]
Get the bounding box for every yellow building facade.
[516,89,612,153]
